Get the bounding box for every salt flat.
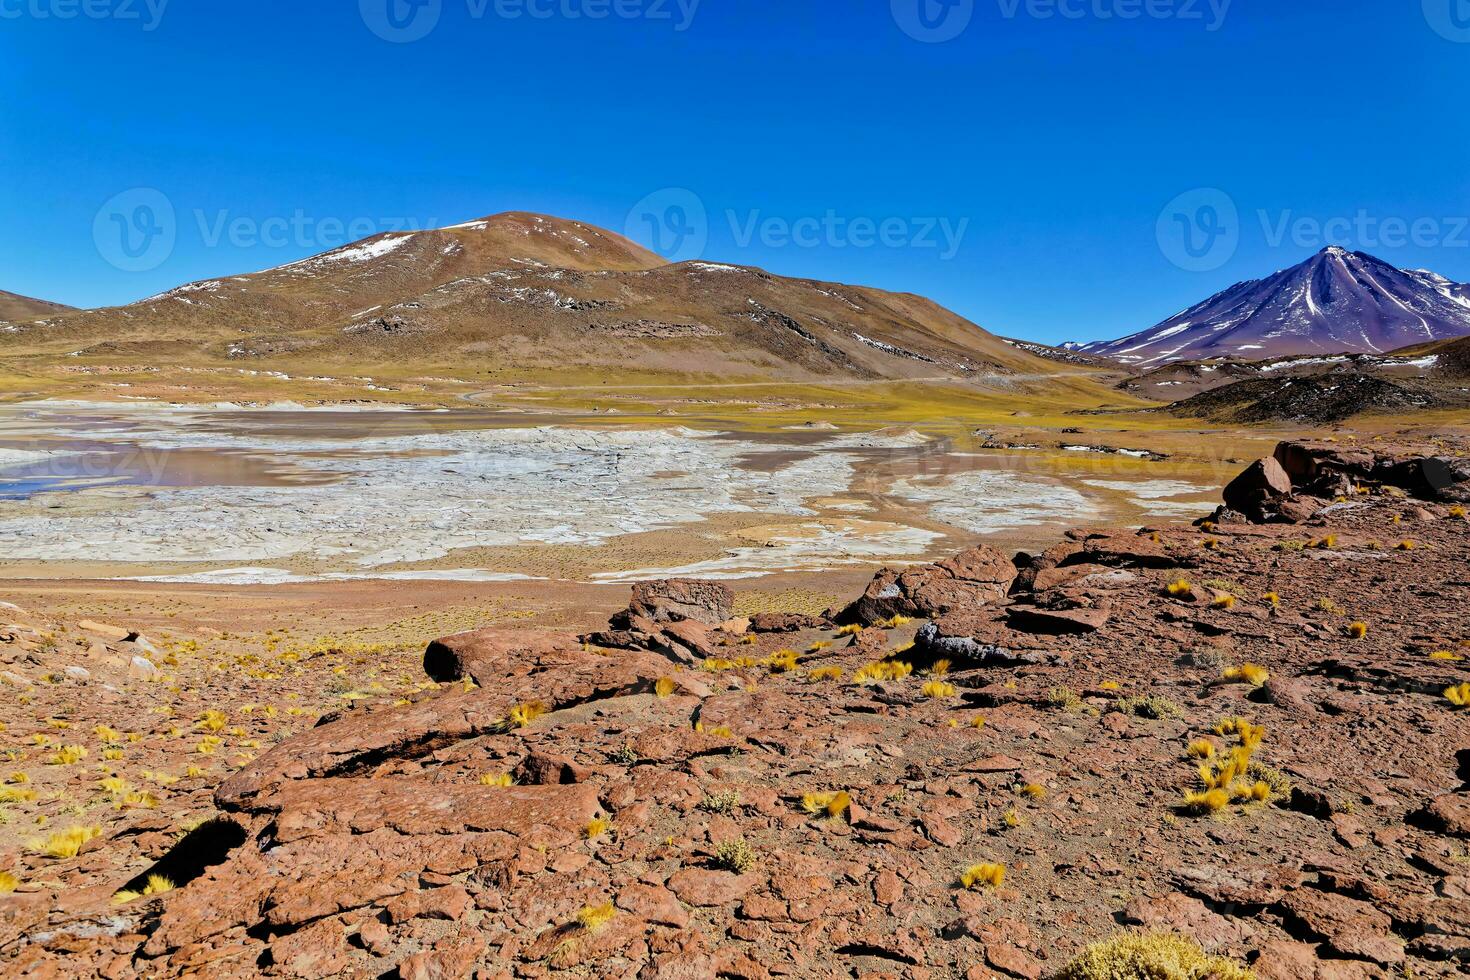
[0,402,1217,582]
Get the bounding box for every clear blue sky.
[2,0,1468,344]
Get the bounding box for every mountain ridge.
[1078,246,1470,364]
[0,211,1066,383]
[0,289,74,326]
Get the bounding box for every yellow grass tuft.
[98,776,130,797]
[835,624,864,637]
[877,615,913,629]
[927,659,952,677]
[1166,579,1194,598]
[1347,622,1369,639]
[1449,505,1466,520]
[654,677,676,698]
[765,649,800,674]
[970,716,987,729]
[1019,783,1046,799]
[0,871,18,894]
[113,874,175,905]
[48,745,87,766]
[1446,683,1470,708]
[806,666,844,682]
[1186,740,1216,760]
[0,787,38,804]
[1312,535,1338,550]
[1211,593,1236,610]
[1057,931,1253,980]
[1397,539,1416,551]
[801,790,851,820]
[960,863,1006,889]
[479,773,513,787]
[1221,663,1270,686]
[853,660,914,684]
[1182,788,1231,814]
[576,901,616,932]
[584,816,611,839]
[922,681,957,698]
[31,825,101,859]
[1262,592,1281,607]
[1429,651,1463,661]
[195,710,227,733]
[509,701,548,728]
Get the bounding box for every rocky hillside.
[1080,247,1470,364]
[5,440,1469,978]
[0,213,1055,383]
[0,290,72,327]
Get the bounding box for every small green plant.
[698,791,742,815]
[1115,694,1182,720]
[1056,931,1253,980]
[1048,687,1083,711]
[712,838,756,874]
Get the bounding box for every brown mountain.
[1,212,1057,381]
[0,290,73,325]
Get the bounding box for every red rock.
[1224,456,1293,515]
[398,932,487,980]
[872,870,903,906]
[666,869,756,907]
[749,612,830,633]
[1417,794,1470,836]
[266,918,351,979]
[662,619,722,659]
[842,545,1017,624]
[620,579,735,626]
[516,749,593,785]
[1007,604,1110,634]
[1278,889,1403,966]
[617,883,690,929]
[1122,892,1248,950]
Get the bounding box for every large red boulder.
[841,545,1018,625]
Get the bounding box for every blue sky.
[2,0,1468,344]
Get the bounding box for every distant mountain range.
[1077,247,1470,364]
[0,212,1056,383]
[0,290,72,326]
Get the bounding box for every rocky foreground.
[3,441,1470,979]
